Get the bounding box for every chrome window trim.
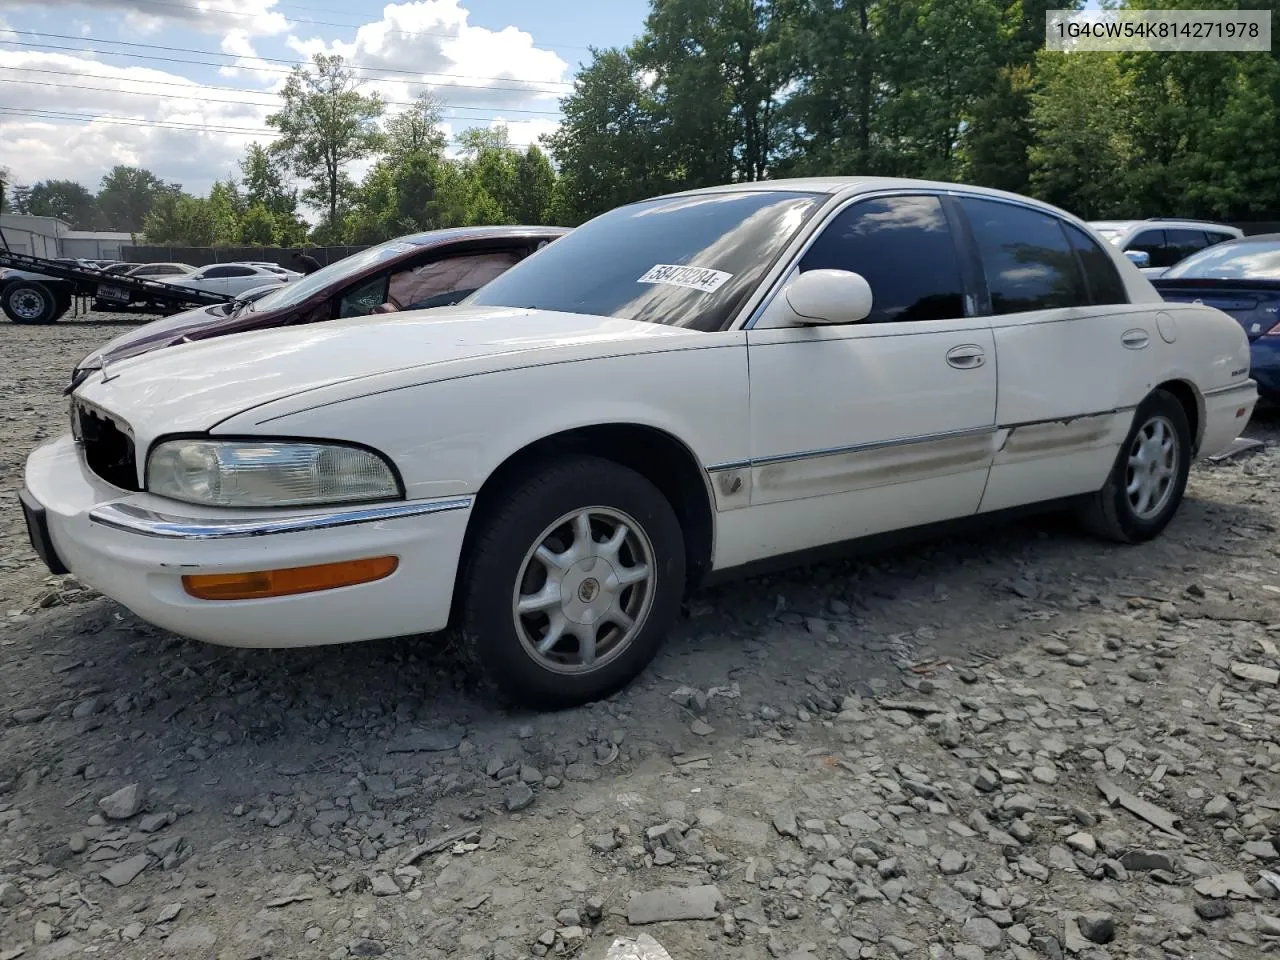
[734,186,1093,332]
[88,496,474,540]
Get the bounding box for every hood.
[74,304,702,444]
[75,287,292,376]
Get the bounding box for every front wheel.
[1075,388,1192,543]
[457,455,686,710]
[2,281,58,324]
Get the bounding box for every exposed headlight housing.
[146,439,402,508]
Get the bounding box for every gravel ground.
[3,313,1280,960]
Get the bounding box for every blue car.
[1150,233,1280,405]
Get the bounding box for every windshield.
[1164,240,1280,280]
[249,236,431,313]
[467,190,824,331]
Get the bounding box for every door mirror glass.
[1124,249,1151,268]
[784,269,874,325]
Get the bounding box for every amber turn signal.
[182,556,399,601]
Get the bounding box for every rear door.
[954,196,1154,512]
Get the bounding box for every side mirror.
[1124,249,1151,268]
[784,269,874,325]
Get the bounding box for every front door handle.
[946,344,986,369]
[1122,328,1150,349]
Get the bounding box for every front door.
[740,193,999,562]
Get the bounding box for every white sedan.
[164,263,292,297]
[21,177,1257,710]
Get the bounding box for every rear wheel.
[2,281,58,324]
[457,455,686,710]
[1075,388,1192,543]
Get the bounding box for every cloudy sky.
[0,0,649,201]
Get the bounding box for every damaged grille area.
[74,402,140,491]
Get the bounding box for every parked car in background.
[231,261,303,280]
[28,178,1255,710]
[161,263,293,298]
[1089,218,1243,275]
[94,263,198,310]
[1150,233,1280,404]
[68,225,571,390]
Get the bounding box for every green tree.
[513,145,556,223]
[23,180,101,228]
[97,165,176,231]
[142,192,215,245]
[207,177,245,245]
[1027,50,1132,217]
[385,92,448,160]
[267,53,386,229]
[542,47,670,223]
[637,0,782,183]
[238,203,278,245]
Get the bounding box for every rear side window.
[957,197,1089,314]
[1063,222,1129,305]
[1204,231,1235,246]
[798,194,966,323]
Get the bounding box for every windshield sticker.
[637,264,733,294]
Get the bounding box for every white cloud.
[218,29,286,88]
[13,0,290,38]
[0,0,568,203]
[0,50,272,194]
[286,0,570,122]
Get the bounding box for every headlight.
[146,440,401,508]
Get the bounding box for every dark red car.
[69,225,570,391]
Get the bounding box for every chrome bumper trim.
[87,497,474,540]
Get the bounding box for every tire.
[457,455,686,710]
[2,281,58,324]
[1075,388,1192,543]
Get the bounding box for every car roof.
[649,176,1094,220]
[1088,218,1240,231]
[393,224,573,247]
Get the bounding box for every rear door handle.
[946,344,986,369]
[1122,328,1150,349]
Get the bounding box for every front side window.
[797,194,966,323]
[468,190,825,331]
[337,275,390,318]
[1063,222,1128,305]
[201,266,234,279]
[958,197,1089,314]
[388,251,524,311]
[1126,229,1167,262]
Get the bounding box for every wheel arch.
[1152,378,1203,455]
[454,422,718,611]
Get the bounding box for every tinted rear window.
[958,197,1089,313]
[1064,222,1128,305]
